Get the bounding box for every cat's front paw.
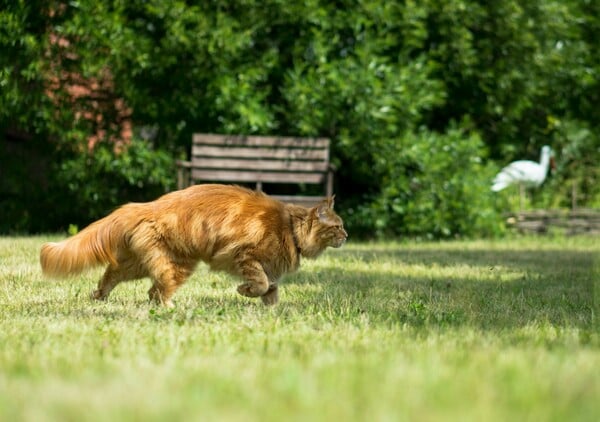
[91,289,107,301]
[237,282,269,298]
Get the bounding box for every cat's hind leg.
[236,259,270,298]
[92,257,146,301]
[146,256,193,308]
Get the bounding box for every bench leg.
[326,169,334,198]
[177,167,190,190]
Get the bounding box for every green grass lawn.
[1,236,598,421]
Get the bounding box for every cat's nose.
[337,230,348,246]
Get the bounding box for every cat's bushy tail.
[40,211,127,278]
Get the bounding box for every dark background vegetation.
[1,0,598,238]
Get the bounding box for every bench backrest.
[189,134,331,185]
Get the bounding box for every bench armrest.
[176,160,192,169]
[176,160,192,189]
[326,164,335,197]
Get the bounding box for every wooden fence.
[506,209,600,235]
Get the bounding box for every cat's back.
[181,184,277,209]
[157,184,285,226]
[169,184,292,266]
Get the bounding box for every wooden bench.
[176,134,334,207]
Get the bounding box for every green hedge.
[1,0,598,237]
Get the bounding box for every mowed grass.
[0,236,598,421]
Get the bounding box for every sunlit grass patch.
[0,235,598,421]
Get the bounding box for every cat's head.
[311,196,347,249]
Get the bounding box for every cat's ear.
[327,195,335,209]
[316,196,335,221]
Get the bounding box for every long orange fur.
[40,184,347,307]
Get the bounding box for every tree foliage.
[1,0,598,237]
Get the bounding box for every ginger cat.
[40,184,347,307]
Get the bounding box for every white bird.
[492,145,555,192]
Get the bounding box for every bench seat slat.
[190,158,328,172]
[192,145,327,161]
[193,134,330,149]
[191,169,325,184]
[270,195,326,207]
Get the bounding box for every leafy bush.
[345,126,504,239]
[1,0,598,237]
[541,120,600,209]
[44,138,175,232]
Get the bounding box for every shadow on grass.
[15,244,596,334]
[281,246,595,332]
